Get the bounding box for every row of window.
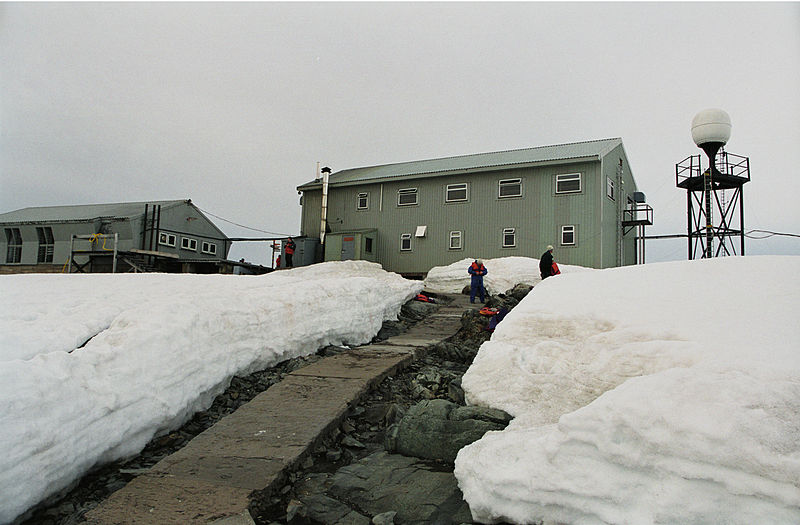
[399,225,577,252]
[4,227,54,264]
[356,174,584,210]
[158,232,217,255]
[3,227,218,264]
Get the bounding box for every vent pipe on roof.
[320,165,331,245]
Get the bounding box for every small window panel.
[400,233,412,251]
[503,228,516,248]
[201,241,217,255]
[159,232,177,247]
[445,183,468,202]
[499,178,522,198]
[606,177,615,200]
[181,237,198,251]
[415,225,427,238]
[37,226,54,263]
[449,231,462,250]
[397,188,418,206]
[562,225,576,246]
[5,227,22,263]
[556,173,582,194]
[365,237,373,254]
[357,192,369,210]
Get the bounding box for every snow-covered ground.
[423,256,588,295]
[455,256,800,524]
[0,261,423,524]
[2,256,799,525]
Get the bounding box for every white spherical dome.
[691,108,731,146]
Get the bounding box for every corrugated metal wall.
[300,159,626,274]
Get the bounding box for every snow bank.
[423,256,589,294]
[456,256,800,525]
[0,261,422,524]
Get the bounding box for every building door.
[341,236,355,260]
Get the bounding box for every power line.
[744,229,800,239]
[196,207,291,237]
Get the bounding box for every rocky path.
[19,287,530,525]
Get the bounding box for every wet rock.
[385,399,510,463]
[372,510,397,525]
[400,300,438,321]
[506,283,533,301]
[325,451,474,524]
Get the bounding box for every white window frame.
[606,177,615,200]
[445,183,468,203]
[5,227,22,263]
[397,188,418,206]
[37,226,54,263]
[498,178,522,198]
[201,241,217,255]
[181,237,198,251]
[561,225,576,246]
[357,192,369,210]
[502,227,516,248]
[556,173,582,194]
[400,233,412,251]
[449,230,462,250]
[159,232,177,248]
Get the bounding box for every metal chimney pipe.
[320,165,331,245]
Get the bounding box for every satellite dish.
[691,108,731,147]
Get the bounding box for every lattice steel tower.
[676,109,750,259]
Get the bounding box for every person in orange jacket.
[468,259,488,304]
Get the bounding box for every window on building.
[365,237,373,254]
[556,173,582,194]
[503,228,516,248]
[449,231,462,250]
[445,183,468,202]
[5,228,22,263]
[499,178,522,198]
[400,233,412,251]
[201,241,217,255]
[397,188,418,206]
[606,177,615,200]
[181,237,198,251]
[561,225,576,246]
[159,232,177,247]
[36,226,54,263]
[357,192,369,210]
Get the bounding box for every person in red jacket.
[468,259,488,304]
[284,237,296,268]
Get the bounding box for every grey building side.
[297,138,643,275]
[0,199,240,274]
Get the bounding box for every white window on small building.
[36,226,54,263]
[561,225,576,246]
[181,237,198,251]
[5,227,22,263]
[445,183,468,202]
[606,177,615,200]
[556,173,582,194]
[201,241,217,255]
[357,192,369,210]
[400,233,412,251]
[159,232,177,248]
[502,228,516,248]
[397,188,418,206]
[449,231,462,250]
[499,178,522,198]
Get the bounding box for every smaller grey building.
[0,199,240,274]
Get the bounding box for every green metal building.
[297,138,646,276]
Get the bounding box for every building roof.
[298,138,623,190]
[0,200,188,224]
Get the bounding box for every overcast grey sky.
[2,2,798,265]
